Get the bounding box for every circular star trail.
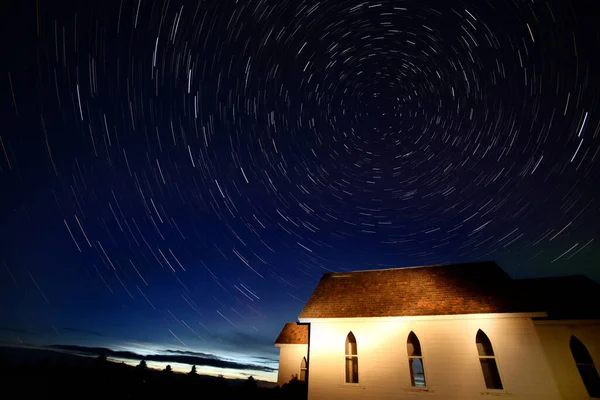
[1,0,599,366]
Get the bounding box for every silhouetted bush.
[281,374,308,400]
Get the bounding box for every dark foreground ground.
[0,347,306,399]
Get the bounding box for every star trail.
[1,0,599,380]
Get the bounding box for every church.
[274,261,600,399]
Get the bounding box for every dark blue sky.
[1,0,599,380]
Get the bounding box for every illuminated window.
[476,329,503,390]
[299,357,308,382]
[407,331,426,387]
[570,335,600,397]
[345,332,359,383]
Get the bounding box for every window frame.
[475,329,504,391]
[344,331,359,384]
[406,331,427,388]
[299,356,308,382]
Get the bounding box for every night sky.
[2,0,599,381]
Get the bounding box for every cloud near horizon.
[163,349,221,359]
[62,327,107,338]
[48,344,276,373]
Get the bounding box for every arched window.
[299,357,308,382]
[406,331,426,387]
[345,332,359,383]
[570,335,600,397]
[476,329,503,390]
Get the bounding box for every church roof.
[298,261,537,319]
[515,275,600,320]
[274,322,309,345]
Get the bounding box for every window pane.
[480,359,503,389]
[407,332,422,356]
[577,365,600,397]
[570,336,594,364]
[345,358,352,383]
[346,333,357,355]
[346,357,358,383]
[346,340,357,355]
[409,358,426,387]
[406,332,422,357]
[476,330,495,356]
[299,368,307,382]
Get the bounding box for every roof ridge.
[326,261,495,275]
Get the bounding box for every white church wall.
[275,343,308,387]
[304,314,562,400]
[534,320,600,400]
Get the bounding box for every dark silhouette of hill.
[0,345,306,399]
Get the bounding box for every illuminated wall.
[303,314,562,400]
[534,321,600,400]
[275,343,308,387]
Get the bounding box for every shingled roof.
[298,261,539,319]
[274,322,309,345]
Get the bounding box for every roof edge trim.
[299,311,547,324]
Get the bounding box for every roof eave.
[274,342,308,346]
[299,311,548,324]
